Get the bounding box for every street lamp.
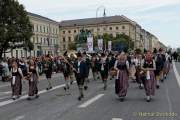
[96,6,107,51]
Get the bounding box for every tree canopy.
[0,0,33,58]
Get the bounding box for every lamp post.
[96,6,106,51]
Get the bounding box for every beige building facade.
[6,13,60,58]
[59,15,144,52]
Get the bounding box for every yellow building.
[7,12,60,58]
[59,15,144,52]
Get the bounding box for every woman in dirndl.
[27,59,39,100]
[141,51,156,102]
[11,60,23,100]
[114,52,129,102]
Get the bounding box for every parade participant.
[61,56,71,91]
[82,52,90,90]
[43,55,53,90]
[129,54,136,82]
[11,60,23,100]
[135,54,144,89]
[27,59,39,100]
[69,54,76,84]
[155,48,166,88]
[114,52,129,102]
[141,51,156,102]
[163,52,171,79]
[108,53,116,80]
[91,54,99,81]
[73,52,87,101]
[99,53,109,90]
[1,59,10,82]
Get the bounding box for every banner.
[98,39,103,51]
[87,37,93,52]
[108,41,112,51]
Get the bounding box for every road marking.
[0,84,10,88]
[172,62,180,87]
[112,118,123,120]
[12,115,25,120]
[78,94,104,108]
[0,82,73,107]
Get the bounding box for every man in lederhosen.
[73,52,87,101]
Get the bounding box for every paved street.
[0,62,180,120]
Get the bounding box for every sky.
[18,0,180,48]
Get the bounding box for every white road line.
[0,83,67,107]
[12,115,25,120]
[78,94,104,108]
[173,62,180,87]
[112,118,123,120]
[0,84,10,88]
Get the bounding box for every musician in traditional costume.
[141,51,156,102]
[163,52,171,79]
[11,60,23,100]
[43,55,53,90]
[135,54,144,89]
[114,52,129,102]
[91,54,100,81]
[82,52,91,90]
[73,52,87,101]
[61,56,71,91]
[27,59,39,100]
[154,48,166,88]
[99,53,109,90]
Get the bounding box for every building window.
[36,37,39,43]
[63,45,66,50]
[16,50,18,58]
[68,30,71,33]
[103,27,106,31]
[63,37,66,42]
[122,26,125,29]
[97,28,100,31]
[21,50,23,58]
[74,30,76,33]
[116,27,119,30]
[41,37,43,44]
[40,26,42,33]
[47,27,49,33]
[109,27,112,30]
[36,25,38,32]
[33,37,35,43]
[63,31,65,34]
[68,37,71,42]
[44,38,46,44]
[44,26,46,33]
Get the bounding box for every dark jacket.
[74,60,87,78]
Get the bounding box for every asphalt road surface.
[0,62,180,120]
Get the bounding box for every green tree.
[0,0,33,58]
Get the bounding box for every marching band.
[0,48,172,102]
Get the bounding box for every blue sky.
[18,0,180,48]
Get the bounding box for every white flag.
[87,37,93,52]
[98,39,103,51]
[108,41,112,51]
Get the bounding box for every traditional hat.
[77,52,82,57]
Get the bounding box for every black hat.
[101,53,105,57]
[77,52,82,57]
[83,51,86,55]
[159,48,163,52]
[63,51,68,56]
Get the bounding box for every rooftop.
[59,15,138,27]
[28,12,58,24]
